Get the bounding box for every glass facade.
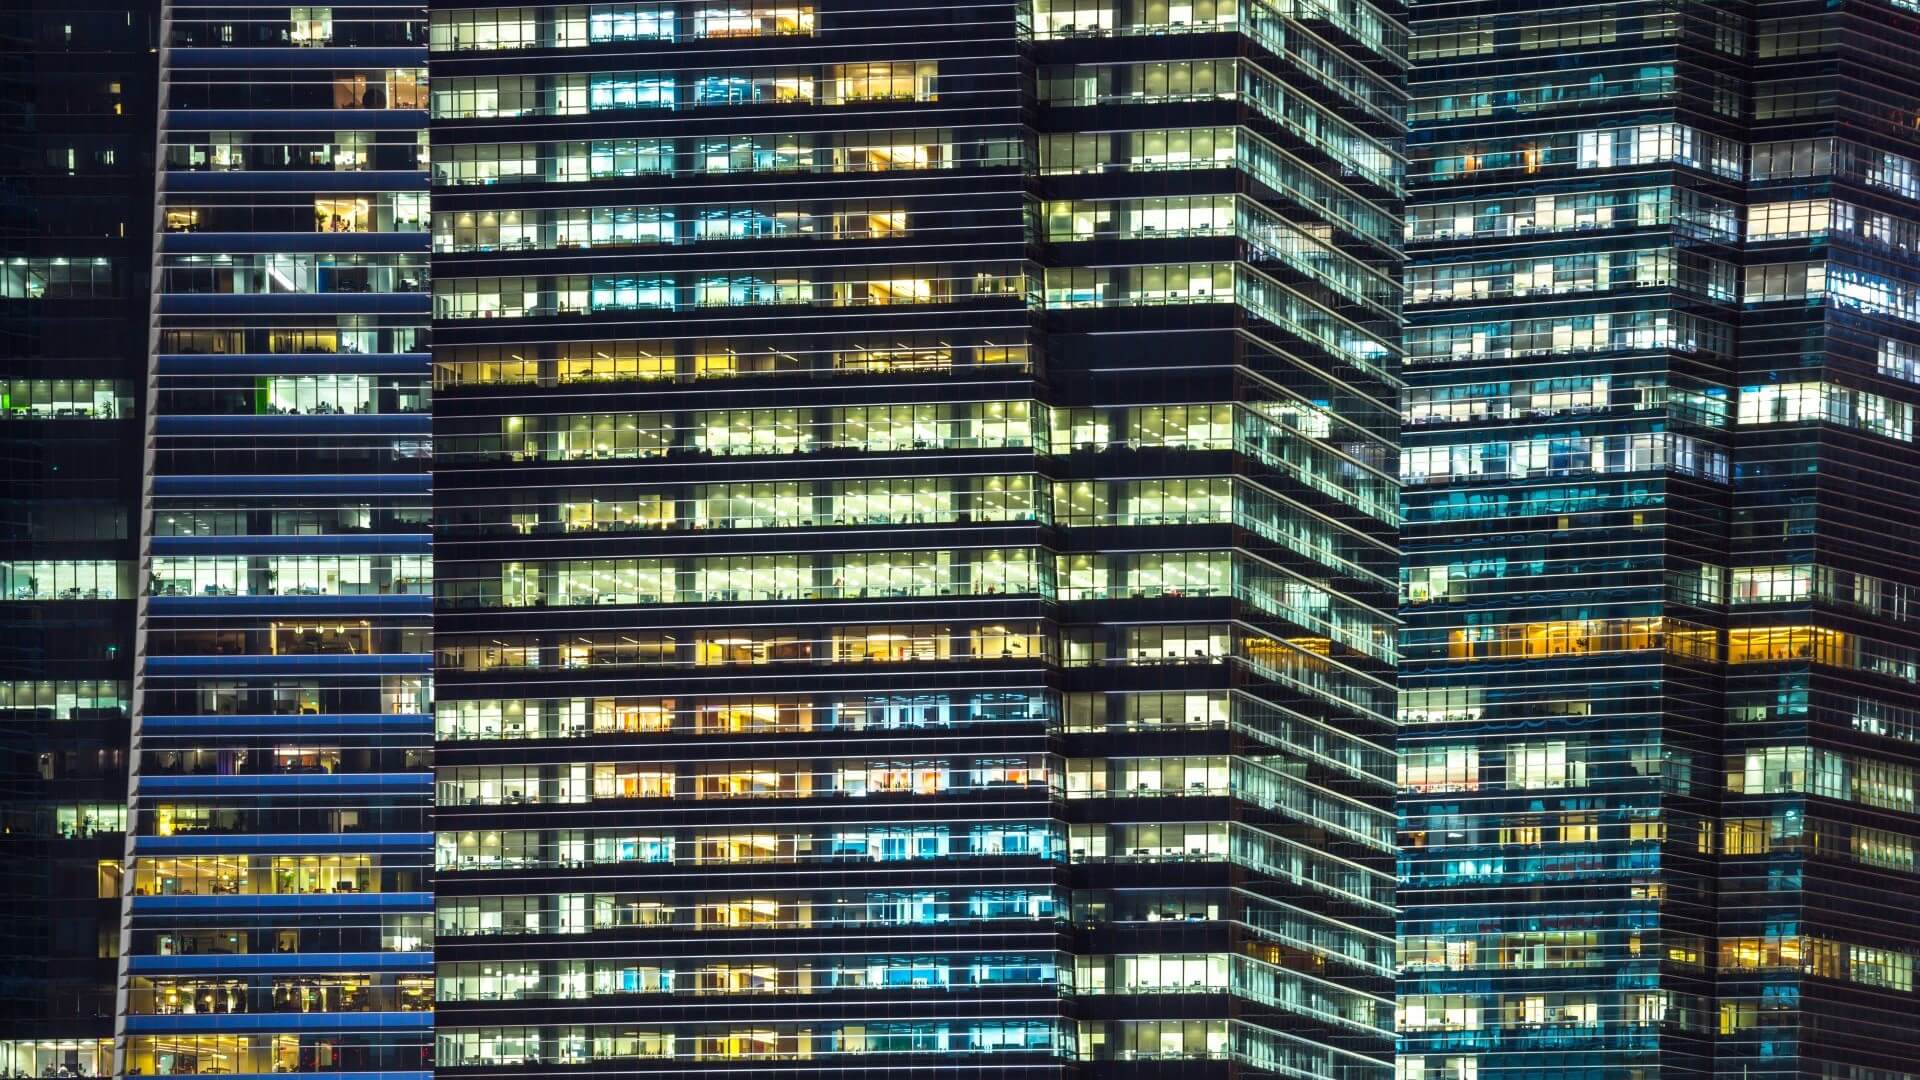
[116,3,434,1078]
[0,1,155,1075]
[428,0,1399,1073]
[1721,5,1920,1078]
[1402,4,1920,1080]
[0,1,1908,1077]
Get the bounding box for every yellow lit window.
[827,61,937,104]
[1722,818,1771,855]
[315,197,372,233]
[1727,624,1850,664]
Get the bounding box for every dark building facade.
[1,2,1917,1079]
[114,2,435,1077]
[427,0,1401,1073]
[0,1,156,1074]
[1401,3,1920,1080]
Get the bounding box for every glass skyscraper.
[0,1,155,1075]
[116,2,434,1078]
[1401,4,1920,1080]
[0,0,1899,1078]
[426,0,1399,1072]
[1718,5,1920,1076]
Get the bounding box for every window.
[590,138,673,177]
[0,258,117,299]
[431,7,543,51]
[590,73,676,110]
[1505,993,1599,1027]
[1500,931,1602,970]
[1399,936,1476,973]
[315,196,370,233]
[1399,1056,1478,1080]
[1737,382,1910,440]
[1400,994,1482,1031]
[1853,758,1917,813]
[1849,947,1913,991]
[1401,745,1478,793]
[1516,16,1612,50]
[1032,0,1114,36]
[1031,0,1241,36]
[0,560,130,601]
[290,6,333,45]
[1748,199,1842,240]
[1730,565,1813,604]
[1758,18,1833,58]
[826,62,937,104]
[1750,139,1834,180]
[0,680,128,721]
[1412,21,1492,58]
[591,3,675,42]
[388,68,427,108]
[1855,827,1916,872]
[1044,195,1235,241]
[1044,263,1234,308]
[1755,78,1831,119]
[1744,262,1825,303]
[692,5,816,38]
[1728,746,1808,795]
[1408,247,1675,304]
[1107,954,1228,993]
[1506,741,1584,790]
[0,378,131,419]
[1398,687,1482,725]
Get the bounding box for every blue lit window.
[616,836,672,862]
[589,139,671,177]
[695,208,798,240]
[589,4,675,42]
[878,959,949,987]
[694,274,805,305]
[694,76,753,105]
[589,74,675,111]
[590,275,674,310]
[968,888,1054,920]
[968,823,1052,856]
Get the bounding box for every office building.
[1717,5,1920,1076]
[427,0,1401,1073]
[114,2,435,1077]
[1400,4,1920,1080]
[0,1,155,1074]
